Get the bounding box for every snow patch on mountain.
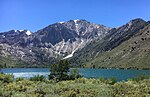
[59,22,64,24]
[19,30,24,32]
[2,35,5,38]
[74,19,79,24]
[25,30,32,35]
[63,50,75,59]
[16,30,32,35]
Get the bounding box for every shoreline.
[1,67,150,70]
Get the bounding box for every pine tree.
[49,60,70,81]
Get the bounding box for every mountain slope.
[85,23,150,69]
[70,18,148,68]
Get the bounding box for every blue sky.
[0,0,150,32]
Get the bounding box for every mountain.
[0,19,110,67]
[0,30,32,46]
[84,23,150,69]
[31,19,110,57]
[0,18,150,69]
[70,18,150,69]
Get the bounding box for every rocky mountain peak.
[129,18,145,23]
[34,19,110,46]
[29,19,110,59]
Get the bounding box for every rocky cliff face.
[30,19,110,57]
[0,30,32,46]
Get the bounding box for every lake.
[1,68,150,81]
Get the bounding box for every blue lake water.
[1,68,150,81]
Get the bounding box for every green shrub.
[99,77,107,83]
[0,73,149,97]
[30,75,46,81]
[69,68,82,80]
[99,77,117,85]
[129,74,149,82]
[0,73,14,83]
[107,77,117,85]
[16,77,25,82]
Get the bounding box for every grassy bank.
[0,73,150,97]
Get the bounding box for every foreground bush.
[112,79,150,97]
[0,73,14,83]
[128,74,149,82]
[30,75,46,81]
[69,68,82,80]
[0,74,150,97]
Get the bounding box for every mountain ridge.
[0,19,110,67]
[70,18,149,68]
[0,18,150,69]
